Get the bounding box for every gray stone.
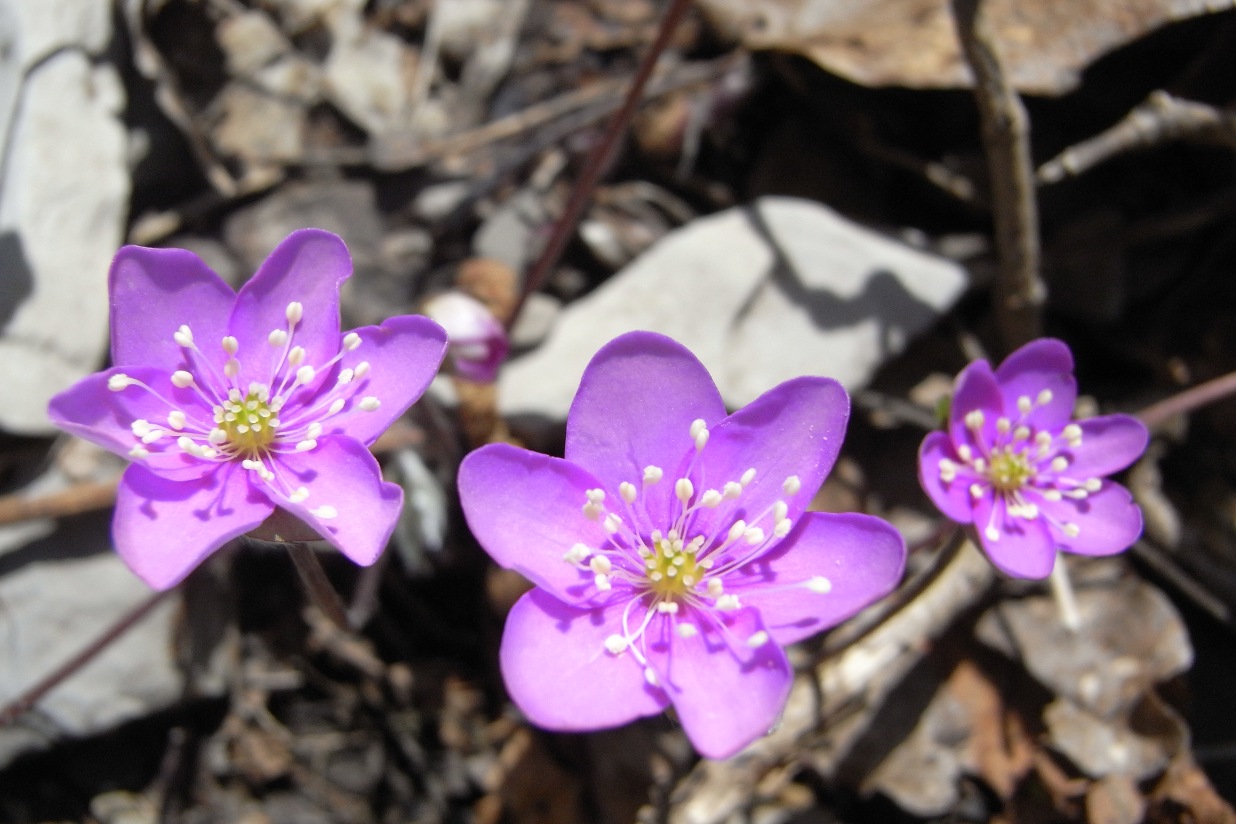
[499,197,968,419]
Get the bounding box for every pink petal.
[227,230,352,388]
[1040,482,1142,557]
[918,431,976,524]
[565,332,725,527]
[499,589,670,730]
[994,338,1077,431]
[730,512,906,646]
[109,245,236,372]
[47,366,218,481]
[685,377,849,543]
[949,359,1002,450]
[644,606,792,759]
[266,436,403,566]
[459,444,614,605]
[1057,415,1148,478]
[113,462,274,590]
[972,495,1056,579]
[319,315,448,445]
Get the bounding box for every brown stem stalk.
[286,542,351,631]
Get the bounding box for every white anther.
[1063,423,1082,444]
[173,325,194,347]
[353,361,370,380]
[177,436,195,452]
[970,483,984,499]
[224,358,240,378]
[743,527,765,545]
[644,668,658,687]
[594,574,612,591]
[564,544,590,564]
[1050,456,1069,473]
[1013,426,1031,441]
[306,422,322,440]
[108,373,133,391]
[141,429,165,444]
[604,635,628,654]
[208,428,227,444]
[583,503,602,520]
[746,631,770,648]
[311,505,338,520]
[268,329,288,347]
[603,513,622,534]
[219,335,238,354]
[343,332,361,351]
[589,555,612,575]
[939,459,957,482]
[782,475,801,496]
[657,601,679,614]
[676,623,698,639]
[690,418,707,439]
[1063,523,1080,538]
[723,481,743,499]
[957,444,973,462]
[167,410,186,430]
[806,576,832,594]
[965,410,985,430]
[288,346,306,367]
[727,520,747,542]
[773,501,789,523]
[1017,395,1033,414]
[716,594,740,611]
[675,478,694,503]
[643,465,663,485]
[694,428,709,451]
[289,487,310,503]
[996,417,1011,434]
[130,419,151,437]
[984,526,1000,541]
[328,398,346,415]
[296,365,315,385]
[700,489,723,508]
[1043,489,1063,501]
[1037,389,1053,406]
[1035,431,1052,448]
[774,519,792,538]
[619,481,637,504]
[128,446,150,459]
[286,301,303,324]
[1084,478,1101,492]
[171,370,194,388]
[295,439,317,452]
[740,468,756,486]
[707,578,724,597]
[337,368,354,384]
[586,488,606,504]
[973,458,987,473]
[236,424,249,434]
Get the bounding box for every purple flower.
[48,230,447,590]
[420,291,509,382]
[458,332,905,759]
[918,339,1148,579]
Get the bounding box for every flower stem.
[0,588,173,726]
[1049,554,1081,632]
[286,542,351,631]
[507,0,694,329]
[1136,367,1236,430]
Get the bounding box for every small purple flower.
[458,332,905,759]
[420,291,509,382]
[918,339,1148,579]
[49,230,447,590]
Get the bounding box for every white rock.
[499,197,967,419]
[323,24,418,135]
[0,550,182,768]
[0,47,128,434]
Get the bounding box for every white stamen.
[806,576,832,594]
[224,358,239,378]
[783,475,801,495]
[644,668,658,687]
[773,501,789,523]
[1013,425,1031,441]
[1037,389,1053,406]
[676,623,698,639]
[586,488,606,504]
[289,487,310,503]
[288,346,305,367]
[1063,523,1080,538]
[743,527,765,545]
[296,365,315,385]
[604,635,628,654]
[727,520,747,542]
[656,601,679,614]
[740,468,756,486]
[1017,395,1033,414]
[173,325,193,347]
[286,301,303,324]
[700,489,723,508]
[268,329,288,347]
[171,371,194,388]
[337,368,354,384]
[957,444,973,462]
[594,574,612,591]
[689,418,707,440]
[603,513,622,534]
[774,519,792,538]
[1043,489,1063,501]
[746,631,769,648]
[353,361,370,379]
[328,398,346,415]
[939,459,957,482]
[970,483,984,499]
[984,526,1000,541]
[715,594,740,611]
[707,578,724,597]
[1063,423,1082,445]
[589,555,612,575]
[564,544,590,564]
[965,409,985,430]
[129,446,150,459]
[996,417,1011,434]
[675,478,694,503]
[208,428,227,444]
[295,439,317,452]
[619,481,637,504]
[311,505,337,520]
[306,422,323,440]
[1050,456,1069,473]
[108,373,133,391]
[167,410,186,430]
[643,466,663,484]
[1084,478,1101,492]
[221,335,239,354]
[723,481,743,499]
[343,332,361,351]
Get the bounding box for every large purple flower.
[48,229,447,590]
[918,338,1148,579]
[458,332,905,759]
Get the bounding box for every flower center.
[986,448,1032,493]
[643,531,706,598]
[214,387,278,457]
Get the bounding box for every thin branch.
[507,0,695,329]
[1136,367,1236,430]
[950,0,1045,351]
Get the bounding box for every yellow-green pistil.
[214,389,279,456]
[644,532,706,599]
[987,448,1033,493]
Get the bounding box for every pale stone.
[499,197,968,419]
